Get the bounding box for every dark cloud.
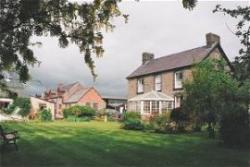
[23,1,248,97]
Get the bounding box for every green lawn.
[0,121,249,167]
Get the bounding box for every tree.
[0,0,123,85]
[182,59,239,135]
[0,0,197,94]
[183,59,250,146]
[213,5,250,82]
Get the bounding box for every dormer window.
[155,74,162,91]
[174,71,183,89]
[137,78,144,93]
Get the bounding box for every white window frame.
[143,101,150,113]
[174,71,183,89]
[151,101,160,113]
[174,96,183,108]
[137,78,144,93]
[155,74,162,91]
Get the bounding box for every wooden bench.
[0,125,19,151]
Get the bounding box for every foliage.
[96,109,108,117]
[182,0,197,10]
[213,5,250,82]
[64,105,96,121]
[183,59,250,145]
[2,104,16,114]
[13,97,31,117]
[63,108,70,119]
[170,107,190,132]
[122,119,144,130]
[220,104,250,148]
[123,111,141,121]
[4,97,32,116]
[0,0,126,84]
[149,113,172,133]
[122,112,143,130]
[182,60,239,128]
[39,109,52,121]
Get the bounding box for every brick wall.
[127,47,228,100]
[77,88,106,110]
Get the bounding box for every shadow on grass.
[1,121,249,167]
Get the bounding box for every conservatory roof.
[128,91,174,101]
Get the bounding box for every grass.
[0,121,249,167]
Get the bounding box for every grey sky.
[22,1,249,97]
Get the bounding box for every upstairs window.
[174,71,183,89]
[137,78,144,93]
[155,75,162,91]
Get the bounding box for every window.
[137,78,144,93]
[162,101,173,112]
[39,104,46,110]
[155,75,162,91]
[152,101,159,113]
[174,71,183,89]
[143,101,150,113]
[86,102,90,107]
[174,96,183,108]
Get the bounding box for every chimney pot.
[142,52,154,65]
[206,33,220,47]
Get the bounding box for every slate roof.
[64,87,90,103]
[127,44,218,79]
[61,82,79,91]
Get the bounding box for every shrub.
[220,104,250,148]
[170,107,189,132]
[123,112,141,121]
[3,104,16,114]
[39,109,52,121]
[13,97,31,117]
[63,108,70,118]
[64,105,96,120]
[150,113,171,133]
[123,119,144,130]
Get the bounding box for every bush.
[220,104,250,148]
[170,107,189,132]
[39,109,52,121]
[63,108,70,118]
[150,113,171,133]
[13,97,31,117]
[2,104,16,114]
[63,105,96,121]
[123,119,144,130]
[123,112,141,121]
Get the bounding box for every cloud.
[23,1,248,97]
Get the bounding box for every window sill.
[173,88,183,91]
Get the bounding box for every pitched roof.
[64,87,90,103]
[61,82,79,91]
[128,91,174,101]
[127,44,218,79]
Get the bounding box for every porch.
[128,91,174,115]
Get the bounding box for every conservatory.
[128,91,174,115]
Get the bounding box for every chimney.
[57,83,63,91]
[142,52,154,65]
[206,33,220,47]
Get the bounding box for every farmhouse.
[30,82,106,119]
[127,33,232,116]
